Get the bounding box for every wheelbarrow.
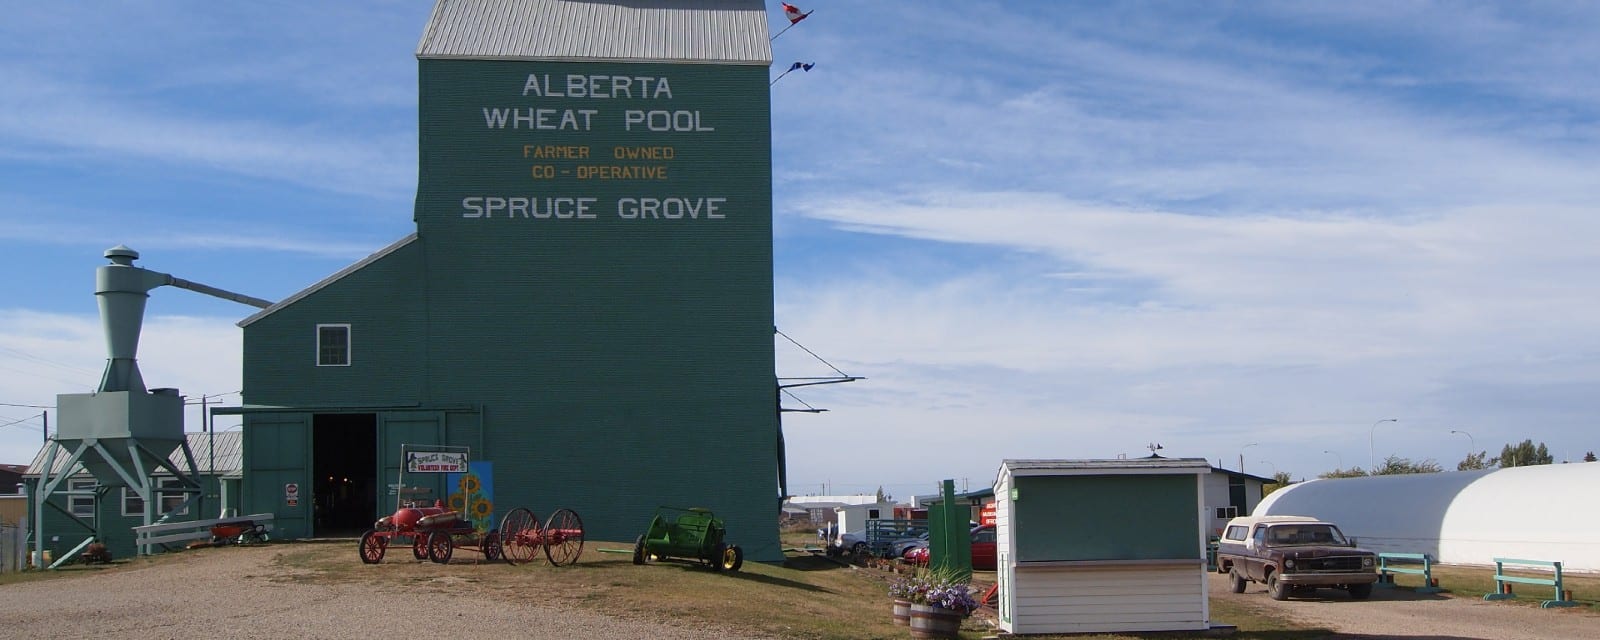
[210,519,269,545]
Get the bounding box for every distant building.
[1203,467,1272,536]
[0,463,25,494]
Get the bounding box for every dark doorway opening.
[312,413,377,536]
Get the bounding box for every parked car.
[889,532,929,558]
[828,530,868,558]
[1215,515,1378,601]
[902,525,997,570]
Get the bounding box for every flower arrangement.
[888,569,979,615]
[921,581,979,615]
[887,575,918,601]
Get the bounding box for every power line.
[0,345,101,380]
[0,413,45,429]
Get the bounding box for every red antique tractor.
[358,499,501,564]
[358,501,584,566]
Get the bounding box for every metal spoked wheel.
[542,508,585,566]
[359,529,387,564]
[482,531,502,562]
[499,507,542,566]
[426,531,454,564]
[411,535,429,561]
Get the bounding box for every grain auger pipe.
[96,245,273,393]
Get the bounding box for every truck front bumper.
[1278,571,1380,586]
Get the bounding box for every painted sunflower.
[448,491,467,512]
[459,473,481,494]
[470,496,493,521]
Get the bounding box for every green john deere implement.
[632,506,743,572]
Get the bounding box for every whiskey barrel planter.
[908,603,962,638]
[891,599,911,626]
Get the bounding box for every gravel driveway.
[0,544,765,640]
[1208,571,1598,639]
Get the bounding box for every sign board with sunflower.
[446,462,494,533]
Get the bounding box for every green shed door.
[377,412,447,515]
[243,414,311,539]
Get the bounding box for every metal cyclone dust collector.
[31,246,271,566]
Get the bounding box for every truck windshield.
[1265,524,1348,546]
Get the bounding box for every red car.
[903,525,996,570]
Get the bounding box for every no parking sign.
[285,483,299,507]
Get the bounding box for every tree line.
[1314,439,1594,480]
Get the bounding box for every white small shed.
[833,501,894,536]
[994,458,1211,635]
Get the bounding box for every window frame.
[120,477,191,517]
[316,323,352,367]
[121,486,143,517]
[159,477,191,517]
[68,477,96,518]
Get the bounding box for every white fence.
[133,513,275,553]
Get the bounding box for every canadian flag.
[782,3,812,25]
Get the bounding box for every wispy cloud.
[0,311,243,464]
[0,69,415,198]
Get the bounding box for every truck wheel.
[852,542,868,559]
[1267,571,1290,601]
[1347,583,1373,600]
[1230,570,1247,594]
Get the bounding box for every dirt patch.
[1207,571,1598,639]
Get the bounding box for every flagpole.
[770,10,813,41]
[770,21,798,41]
[769,68,794,87]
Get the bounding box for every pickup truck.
[1216,515,1379,600]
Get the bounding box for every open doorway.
[312,413,376,536]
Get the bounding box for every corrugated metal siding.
[409,55,777,559]
[417,0,771,64]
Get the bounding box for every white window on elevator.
[69,477,96,518]
[121,477,192,517]
[317,324,351,366]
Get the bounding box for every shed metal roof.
[416,0,772,64]
[26,431,245,479]
[1000,457,1213,477]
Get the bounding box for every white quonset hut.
[993,458,1212,635]
[1257,464,1600,572]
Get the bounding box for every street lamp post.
[1369,418,1398,469]
[1260,460,1279,477]
[1323,450,1342,470]
[1450,429,1474,461]
[1240,443,1259,473]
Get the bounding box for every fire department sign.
[407,451,469,473]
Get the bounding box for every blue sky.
[4,2,1599,499]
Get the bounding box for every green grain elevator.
[233,0,781,560]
